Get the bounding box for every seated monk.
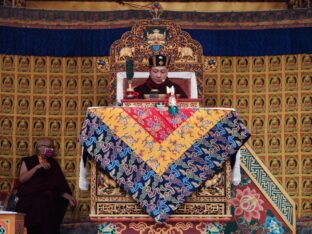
[16,138,76,234]
[134,55,188,99]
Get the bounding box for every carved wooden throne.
[90,18,232,222]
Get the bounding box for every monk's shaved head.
[35,138,53,155]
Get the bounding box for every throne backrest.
[108,19,204,104]
[116,71,198,102]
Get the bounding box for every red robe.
[16,155,71,234]
[134,77,188,99]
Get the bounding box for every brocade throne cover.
[79,107,250,222]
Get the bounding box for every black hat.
[148,55,169,67]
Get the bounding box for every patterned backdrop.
[0,54,311,221]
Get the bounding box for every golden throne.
[89,18,232,222]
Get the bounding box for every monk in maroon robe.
[16,138,76,234]
[134,55,188,99]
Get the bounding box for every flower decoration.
[232,187,264,223]
[265,216,283,234]
[206,58,217,71]
[96,58,106,72]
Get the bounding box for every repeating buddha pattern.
[0,55,110,221]
[203,54,312,218]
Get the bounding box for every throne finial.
[150,1,163,19]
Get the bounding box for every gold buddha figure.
[82,58,93,72]
[0,159,11,175]
[302,180,311,196]
[1,76,14,91]
[17,119,29,134]
[286,157,298,174]
[269,116,281,132]
[34,98,46,114]
[50,98,62,114]
[285,75,297,90]
[301,116,311,131]
[237,76,248,91]
[49,120,61,135]
[285,135,297,152]
[34,57,46,72]
[269,158,281,174]
[253,96,265,112]
[221,77,232,91]
[302,201,312,217]
[17,139,29,155]
[18,97,29,114]
[66,78,78,93]
[18,76,30,92]
[65,119,77,135]
[33,119,45,135]
[65,139,76,155]
[50,58,62,72]
[34,76,46,91]
[269,96,281,112]
[286,179,298,196]
[18,57,30,71]
[285,116,297,132]
[302,136,312,152]
[269,136,281,153]
[66,59,77,73]
[252,117,264,132]
[65,161,76,174]
[1,138,12,154]
[50,78,62,93]
[2,96,13,113]
[1,118,12,133]
[302,158,311,174]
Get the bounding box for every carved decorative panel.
[90,161,231,220]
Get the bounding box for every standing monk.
[16,138,76,234]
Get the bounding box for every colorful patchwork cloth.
[79,107,250,222]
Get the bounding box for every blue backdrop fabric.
[1,26,311,57]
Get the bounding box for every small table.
[0,211,26,234]
[121,98,201,107]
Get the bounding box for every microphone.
[126,57,134,80]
